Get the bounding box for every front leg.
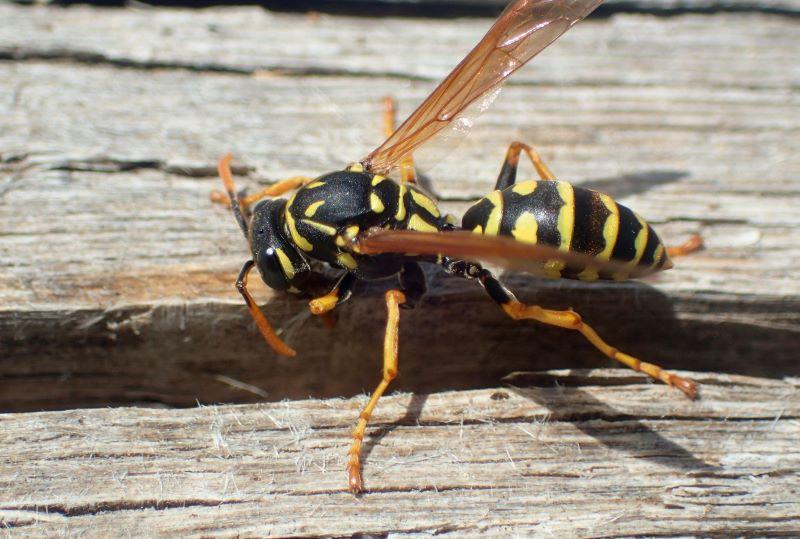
[212,154,311,212]
[235,260,296,357]
[308,272,357,317]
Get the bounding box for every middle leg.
[382,96,418,184]
[346,289,406,494]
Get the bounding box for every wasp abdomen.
[461,180,669,280]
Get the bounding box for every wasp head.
[248,199,311,292]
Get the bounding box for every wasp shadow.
[581,170,689,200]
[359,370,716,490]
[359,392,430,481]
[504,372,717,473]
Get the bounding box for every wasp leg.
[444,259,697,399]
[382,96,417,184]
[236,260,296,358]
[667,234,704,258]
[500,298,697,398]
[308,272,358,329]
[347,289,406,494]
[495,141,556,191]
[212,154,311,210]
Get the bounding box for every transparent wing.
[355,229,665,279]
[360,0,603,175]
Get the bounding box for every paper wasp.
[215,0,702,493]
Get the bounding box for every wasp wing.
[360,0,603,175]
[355,229,665,279]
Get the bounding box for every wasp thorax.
[249,199,310,291]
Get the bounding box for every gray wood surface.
[9,0,800,14]
[2,370,799,537]
[1,4,799,411]
[1,3,799,536]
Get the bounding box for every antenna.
[217,154,249,238]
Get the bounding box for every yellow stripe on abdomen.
[596,193,619,261]
[511,212,538,245]
[631,213,649,266]
[555,182,574,251]
[484,190,503,236]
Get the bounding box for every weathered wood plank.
[3,6,798,90]
[1,371,798,536]
[1,5,799,411]
[10,0,800,14]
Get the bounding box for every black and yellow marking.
[462,180,667,282]
[219,131,693,497]
[403,185,443,234]
[569,186,611,257]
[610,205,643,264]
[639,224,662,268]
[281,167,446,278]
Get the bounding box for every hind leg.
[444,259,697,398]
[667,234,704,257]
[495,141,556,190]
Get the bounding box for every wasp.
[215,0,702,493]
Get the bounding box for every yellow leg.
[308,274,356,329]
[382,96,397,139]
[212,154,311,210]
[507,141,556,181]
[382,96,417,184]
[347,289,406,494]
[309,290,339,316]
[495,141,556,191]
[501,300,697,399]
[309,288,341,330]
[667,234,704,258]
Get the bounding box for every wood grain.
[0,5,798,413]
[1,370,799,537]
[10,0,800,14]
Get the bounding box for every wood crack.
[4,498,246,519]
[2,47,797,92]
[0,47,427,82]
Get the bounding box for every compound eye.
[257,246,291,291]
